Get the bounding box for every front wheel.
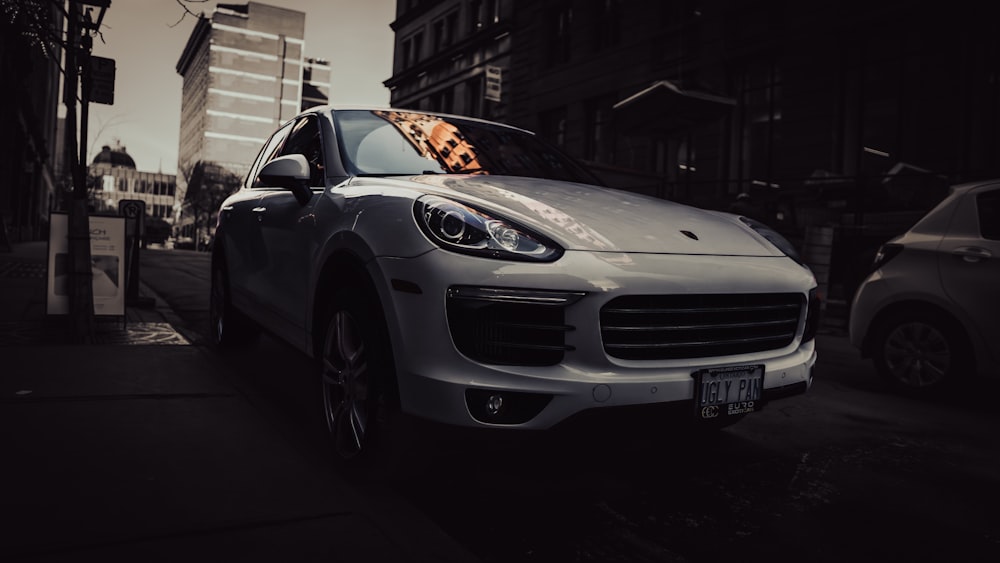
[319,286,406,472]
[872,310,969,393]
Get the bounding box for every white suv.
[210,107,820,464]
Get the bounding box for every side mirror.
[258,154,313,206]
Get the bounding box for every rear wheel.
[209,256,258,347]
[872,310,969,392]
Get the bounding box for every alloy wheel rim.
[321,310,370,459]
[884,321,951,387]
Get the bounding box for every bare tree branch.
[170,0,209,28]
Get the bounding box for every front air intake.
[447,286,584,366]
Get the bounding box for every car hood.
[356,175,785,256]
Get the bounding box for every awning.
[613,80,736,134]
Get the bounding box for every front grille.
[447,287,579,366]
[601,293,804,360]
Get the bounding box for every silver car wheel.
[322,310,370,459]
[883,321,951,388]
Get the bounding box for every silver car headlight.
[414,195,563,262]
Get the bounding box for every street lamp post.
[63,0,110,343]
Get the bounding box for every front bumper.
[374,249,818,429]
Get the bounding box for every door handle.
[952,246,992,263]
[252,207,266,222]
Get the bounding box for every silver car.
[210,107,820,464]
[850,179,1000,391]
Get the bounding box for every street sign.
[485,65,502,102]
[90,56,115,105]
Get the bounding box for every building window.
[591,0,622,52]
[465,75,484,118]
[431,86,454,114]
[546,2,573,67]
[585,95,616,163]
[403,31,424,67]
[434,11,459,53]
[540,106,568,148]
[741,61,781,190]
[678,138,695,175]
[402,38,413,67]
[413,32,424,63]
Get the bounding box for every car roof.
[906,178,1000,238]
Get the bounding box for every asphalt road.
[141,248,1000,563]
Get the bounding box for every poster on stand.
[47,212,126,316]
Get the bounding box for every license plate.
[693,364,764,420]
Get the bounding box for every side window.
[280,115,325,186]
[248,122,294,189]
[977,188,1000,241]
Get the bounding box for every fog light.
[486,394,504,415]
[465,389,553,424]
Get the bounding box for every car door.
[253,115,327,350]
[223,122,294,314]
[938,184,1000,367]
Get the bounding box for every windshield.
[333,109,602,184]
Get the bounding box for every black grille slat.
[483,340,576,351]
[601,294,804,360]
[603,318,799,332]
[606,334,793,350]
[604,304,800,314]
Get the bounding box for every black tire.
[318,285,411,478]
[209,255,259,348]
[872,309,969,393]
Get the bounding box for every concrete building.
[176,2,308,184]
[0,0,64,244]
[385,0,510,122]
[89,142,177,225]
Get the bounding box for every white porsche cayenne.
[210,107,820,463]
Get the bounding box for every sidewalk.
[0,242,479,562]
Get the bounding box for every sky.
[85,0,396,175]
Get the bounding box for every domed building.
[88,141,177,233]
[92,143,138,170]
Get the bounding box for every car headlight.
[739,216,807,268]
[414,195,563,262]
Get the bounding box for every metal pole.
[65,2,95,343]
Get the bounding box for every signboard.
[47,213,126,316]
[485,65,502,102]
[90,56,115,105]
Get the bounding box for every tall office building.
[175,2,331,243]
[175,2,331,189]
